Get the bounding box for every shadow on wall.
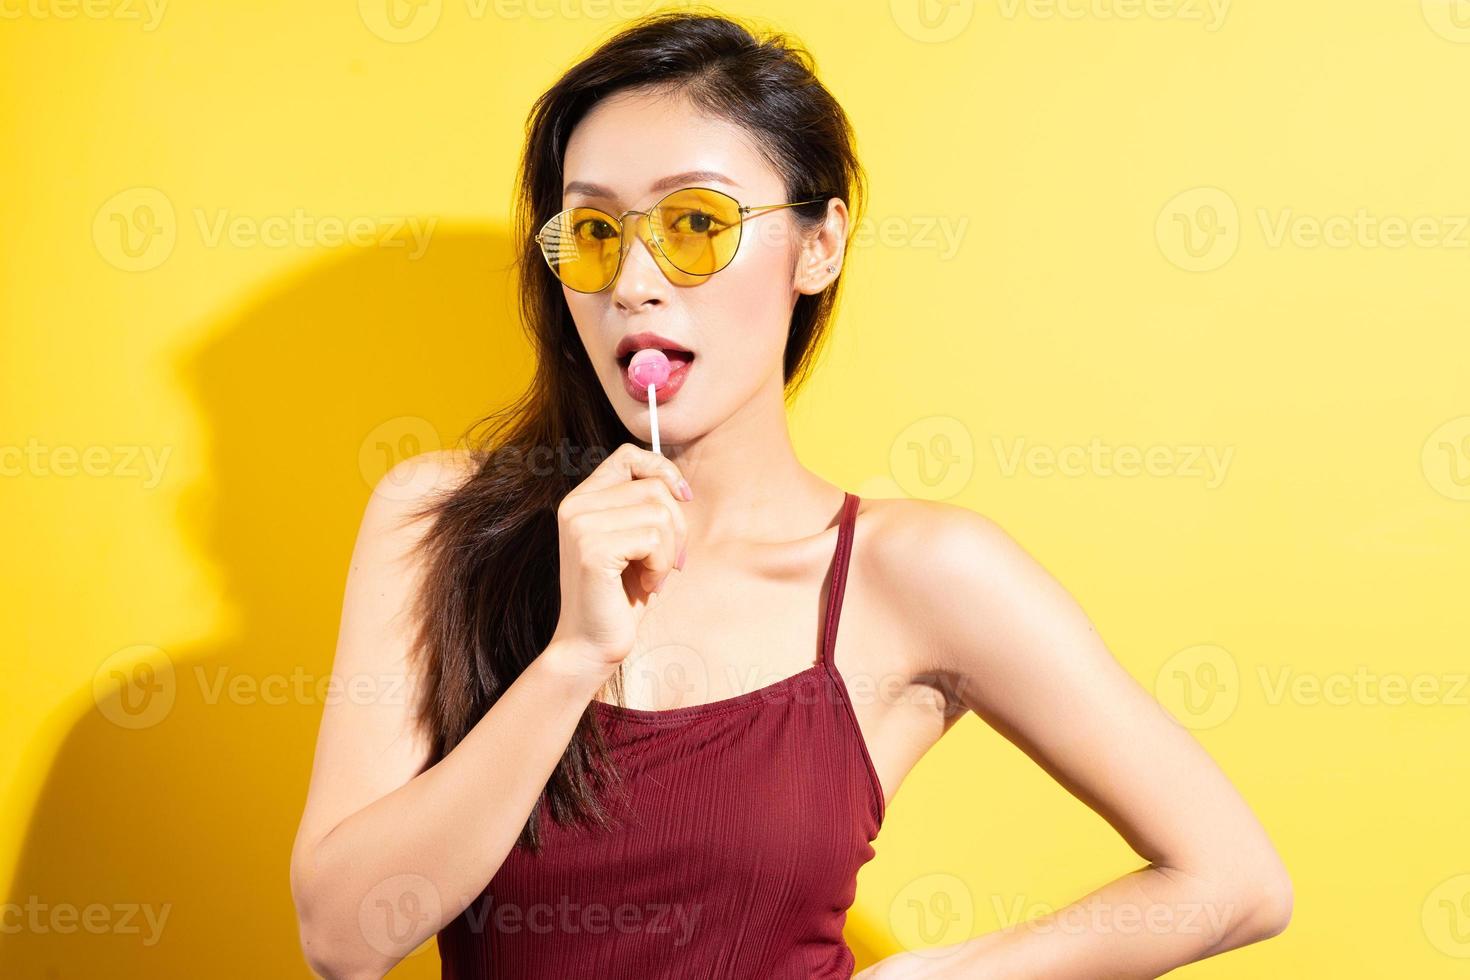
[0,225,893,977]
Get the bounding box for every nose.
[609,211,667,309]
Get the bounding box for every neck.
[656,370,843,547]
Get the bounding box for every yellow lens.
[537,207,621,292]
[651,188,742,277]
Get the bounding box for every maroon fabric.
[437,491,886,979]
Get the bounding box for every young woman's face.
[559,87,816,447]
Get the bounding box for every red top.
[437,491,886,979]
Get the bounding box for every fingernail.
[677,479,693,501]
[677,544,687,570]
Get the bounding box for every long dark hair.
[403,8,867,852]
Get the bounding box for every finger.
[577,442,692,503]
[601,521,675,594]
[560,477,688,571]
[580,503,678,590]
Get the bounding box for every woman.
[290,10,1291,979]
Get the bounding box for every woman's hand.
[852,949,968,979]
[546,442,691,682]
[852,931,1011,979]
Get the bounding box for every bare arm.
[861,503,1291,979]
[287,452,606,980]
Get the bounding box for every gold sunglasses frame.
[533,185,828,293]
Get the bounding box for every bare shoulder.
[362,447,482,540]
[852,495,1079,684]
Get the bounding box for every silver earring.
[827,264,836,273]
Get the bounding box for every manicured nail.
[677,479,693,501]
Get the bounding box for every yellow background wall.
[3,1,1467,976]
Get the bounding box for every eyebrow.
[562,170,741,201]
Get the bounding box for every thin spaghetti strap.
[819,491,860,667]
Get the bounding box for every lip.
[621,351,693,403]
[614,331,693,360]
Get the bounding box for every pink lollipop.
[628,348,670,454]
[628,348,670,389]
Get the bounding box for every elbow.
[1250,867,1294,939]
[291,854,392,980]
[1228,861,1294,945]
[295,908,392,980]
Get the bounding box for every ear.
[795,197,850,295]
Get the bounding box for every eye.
[572,217,618,241]
[667,209,725,235]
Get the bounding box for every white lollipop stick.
[648,383,660,454]
[628,349,672,456]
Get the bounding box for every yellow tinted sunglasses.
[534,185,826,293]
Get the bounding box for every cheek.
[564,293,604,356]
[689,238,795,378]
